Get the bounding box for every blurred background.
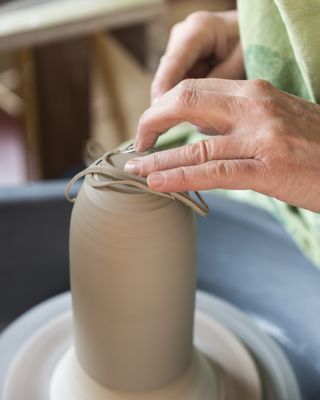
[0,0,235,185]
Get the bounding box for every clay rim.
[65,150,209,217]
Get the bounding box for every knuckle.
[175,82,199,108]
[177,167,188,185]
[175,80,201,108]
[177,78,197,91]
[215,161,230,180]
[206,161,229,182]
[151,151,162,170]
[249,79,273,93]
[189,140,210,164]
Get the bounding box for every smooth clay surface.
[67,148,261,399]
[70,164,197,391]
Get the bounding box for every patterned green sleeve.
[237,0,320,265]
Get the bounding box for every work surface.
[0,181,319,399]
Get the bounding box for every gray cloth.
[0,182,319,399]
[196,194,320,400]
[0,181,73,329]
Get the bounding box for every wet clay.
[66,147,208,391]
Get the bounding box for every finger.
[185,59,212,79]
[125,136,252,176]
[135,81,243,152]
[208,43,244,80]
[176,77,246,94]
[154,74,246,106]
[151,15,220,101]
[151,51,196,103]
[146,159,264,193]
[157,77,265,97]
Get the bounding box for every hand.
[125,78,320,213]
[151,10,243,102]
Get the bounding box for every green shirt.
[236,0,320,267]
[238,0,320,102]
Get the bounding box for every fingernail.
[124,159,141,175]
[148,172,164,188]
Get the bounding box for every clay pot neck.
[65,146,209,216]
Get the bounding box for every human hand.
[151,10,243,102]
[125,79,320,213]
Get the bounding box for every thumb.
[208,43,244,80]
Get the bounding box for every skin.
[124,11,320,213]
[150,10,244,101]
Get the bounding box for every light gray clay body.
[69,151,197,391]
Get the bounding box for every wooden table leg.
[33,36,91,179]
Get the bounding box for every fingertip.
[147,172,165,191]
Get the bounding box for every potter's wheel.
[0,291,300,400]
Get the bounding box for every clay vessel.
[66,147,208,391]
